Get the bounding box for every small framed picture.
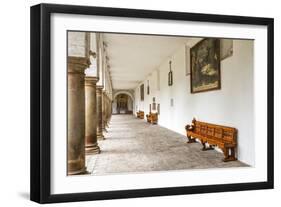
[168,61,173,86]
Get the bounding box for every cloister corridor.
[66,32,254,175]
[86,115,247,175]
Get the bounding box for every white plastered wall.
[134,40,254,165]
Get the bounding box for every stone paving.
[86,115,248,175]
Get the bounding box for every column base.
[86,144,100,155]
[97,134,105,140]
[105,122,109,128]
[67,166,87,175]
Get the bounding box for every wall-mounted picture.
[185,45,191,76]
[190,38,221,93]
[170,98,174,107]
[152,103,156,110]
[152,97,156,110]
[140,84,144,100]
[168,60,173,86]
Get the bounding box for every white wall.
[68,32,86,57]
[127,97,133,111]
[112,99,118,114]
[135,40,254,165]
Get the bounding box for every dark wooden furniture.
[185,118,237,162]
[136,111,144,119]
[146,113,158,124]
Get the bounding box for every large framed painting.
[190,38,221,93]
[30,3,273,204]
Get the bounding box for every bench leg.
[201,142,214,151]
[187,136,196,143]
[223,147,237,162]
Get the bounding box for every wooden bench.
[136,111,144,119]
[146,113,158,124]
[185,118,237,162]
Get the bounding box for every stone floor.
[86,115,247,175]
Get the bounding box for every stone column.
[104,94,109,128]
[96,86,104,140]
[106,95,109,127]
[108,97,111,123]
[102,91,107,131]
[106,95,109,126]
[67,56,89,175]
[85,76,100,154]
[109,98,112,121]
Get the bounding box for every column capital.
[96,85,104,90]
[68,56,90,74]
[85,76,99,86]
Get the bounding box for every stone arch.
[113,90,134,101]
[112,90,135,114]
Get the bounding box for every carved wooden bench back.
[137,111,144,119]
[194,121,237,144]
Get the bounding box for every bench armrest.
[185,124,194,131]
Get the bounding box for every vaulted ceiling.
[103,33,198,90]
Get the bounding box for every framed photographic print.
[31,3,274,204]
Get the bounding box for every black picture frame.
[30,3,274,204]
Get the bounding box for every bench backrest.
[193,120,237,144]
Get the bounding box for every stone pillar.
[67,56,89,175]
[109,98,112,121]
[105,94,109,127]
[85,76,100,154]
[106,95,109,126]
[108,97,111,123]
[104,93,109,128]
[96,86,104,140]
[102,91,107,131]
